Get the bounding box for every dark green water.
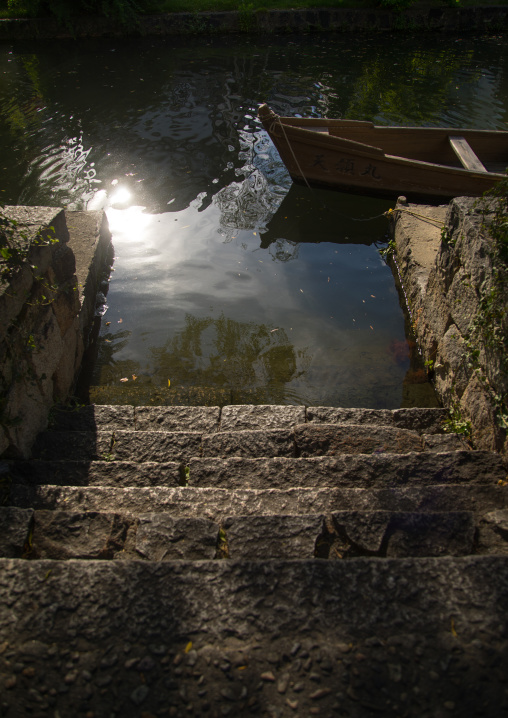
[1,32,507,406]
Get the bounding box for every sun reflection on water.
[106,205,152,241]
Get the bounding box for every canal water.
[1,31,507,407]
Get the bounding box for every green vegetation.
[466,177,508,431]
[443,404,472,438]
[0,0,504,23]
[0,210,58,285]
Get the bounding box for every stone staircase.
[1,404,508,717]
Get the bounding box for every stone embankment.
[1,403,508,716]
[0,207,111,459]
[0,5,507,40]
[390,196,508,455]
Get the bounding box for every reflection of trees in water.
[93,329,138,385]
[269,237,300,263]
[346,48,481,125]
[149,313,311,393]
[214,169,282,238]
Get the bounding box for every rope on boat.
[273,117,312,192]
[270,116,392,223]
[385,207,445,229]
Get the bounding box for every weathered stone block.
[434,324,470,403]
[1,207,112,459]
[422,433,469,452]
[220,405,305,431]
[223,514,323,559]
[459,375,501,453]
[477,510,508,554]
[8,482,506,522]
[9,459,182,488]
[33,430,104,460]
[306,407,393,426]
[187,451,507,490]
[2,373,54,458]
[112,430,203,463]
[135,406,220,433]
[295,424,423,456]
[0,428,9,458]
[30,307,64,380]
[330,510,475,558]
[201,429,295,458]
[51,283,81,336]
[419,270,452,352]
[392,196,507,456]
[135,515,218,560]
[448,268,479,337]
[0,264,34,336]
[32,510,131,559]
[384,512,475,557]
[52,323,80,401]
[0,507,33,557]
[51,242,75,284]
[50,404,135,432]
[391,408,447,433]
[331,511,391,555]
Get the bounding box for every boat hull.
[258,104,508,202]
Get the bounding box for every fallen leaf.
[132,374,137,381]
[120,377,128,382]
[184,641,192,654]
[370,325,374,330]
[168,379,171,387]
[105,321,111,326]
[451,618,458,637]
[371,294,376,298]
[270,328,279,333]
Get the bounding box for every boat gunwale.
[264,118,507,180]
[274,116,508,139]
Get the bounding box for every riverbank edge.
[0,208,111,459]
[0,5,507,40]
[390,196,508,456]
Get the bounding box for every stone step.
[31,424,462,463]
[9,483,506,518]
[187,451,507,489]
[0,508,482,561]
[31,429,204,463]
[292,424,466,456]
[49,404,449,434]
[49,404,222,433]
[8,459,184,487]
[8,450,506,489]
[0,556,507,717]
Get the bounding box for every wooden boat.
[258,103,508,201]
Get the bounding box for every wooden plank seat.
[449,135,487,173]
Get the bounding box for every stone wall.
[0,5,506,40]
[0,207,111,459]
[391,196,508,455]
